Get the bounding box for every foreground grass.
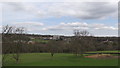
[4,53,118,66]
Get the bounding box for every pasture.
[4,52,118,66]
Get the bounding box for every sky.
[1,2,119,36]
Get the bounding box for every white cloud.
[3,3,39,13]
[0,0,119,2]
[60,22,88,27]
[2,21,117,36]
[0,3,2,24]
[11,22,44,32]
[3,2,117,19]
[43,22,118,31]
[89,23,118,30]
[1,2,118,36]
[13,22,44,26]
[39,2,117,19]
[43,22,89,31]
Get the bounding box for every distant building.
[53,35,60,40]
[103,39,113,43]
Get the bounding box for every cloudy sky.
[2,2,118,36]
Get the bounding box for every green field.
[87,50,119,53]
[4,53,118,66]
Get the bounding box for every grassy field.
[87,50,119,53]
[4,53,118,66]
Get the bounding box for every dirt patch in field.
[85,54,119,59]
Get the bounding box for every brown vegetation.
[85,54,119,59]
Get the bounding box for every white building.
[53,35,60,40]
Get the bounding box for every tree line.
[2,25,119,65]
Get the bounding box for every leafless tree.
[12,27,26,63]
[2,25,27,64]
[47,40,60,57]
[71,30,95,56]
[2,25,14,65]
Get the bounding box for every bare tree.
[71,30,95,56]
[12,27,26,63]
[47,40,60,57]
[2,25,27,64]
[2,25,14,65]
